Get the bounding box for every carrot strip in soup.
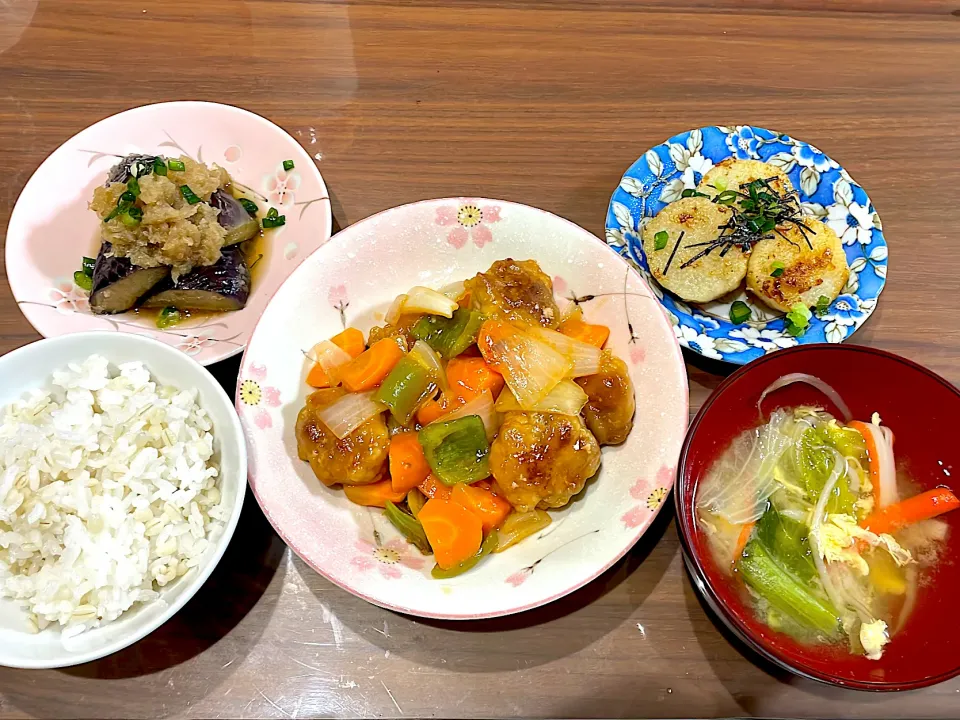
[733,521,756,563]
[451,483,511,532]
[417,497,483,569]
[861,488,959,536]
[559,320,610,349]
[389,432,431,494]
[343,479,407,508]
[340,339,405,392]
[306,328,368,388]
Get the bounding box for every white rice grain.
[0,354,223,635]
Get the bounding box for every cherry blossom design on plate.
[436,199,502,249]
[238,363,282,429]
[263,164,300,208]
[502,529,600,588]
[176,332,216,357]
[621,466,673,528]
[49,277,89,314]
[223,145,242,163]
[352,538,426,579]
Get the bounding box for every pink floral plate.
[237,198,689,619]
[5,101,331,365]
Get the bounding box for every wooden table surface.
[1,1,960,717]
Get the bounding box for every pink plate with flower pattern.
[5,101,331,365]
[237,198,688,619]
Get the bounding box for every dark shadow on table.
[680,557,891,716]
[299,496,677,673]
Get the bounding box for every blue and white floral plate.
[604,125,887,364]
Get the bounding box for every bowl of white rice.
[0,331,246,668]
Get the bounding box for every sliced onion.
[437,389,499,440]
[316,391,386,439]
[757,373,852,422]
[862,421,898,508]
[479,326,571,410]
[385,294,408,325]
[409,340,448,394]
[495,380,588,417]
[808,448,849,617]
[529,327,601,377]
[438,280,465,301]
[404,286,458,318]
[307,340,352,383]
[557,297,582,325]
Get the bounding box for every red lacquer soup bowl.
[676,344,960,690]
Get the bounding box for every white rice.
[0,354,225,636]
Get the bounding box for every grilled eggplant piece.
[142,247,251,311]
[209,189,260,246]
[106,154,160,184]
[90,243,170,315]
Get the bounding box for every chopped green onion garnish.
[681,189,710,199]
[157,306,182,329]
[82,257,96,276]
[153,158,168,176]
[282,159,295,171]
[126,176,141,197]
[167,159,186,172]
[785,302,812,337]
[261,215,286,229]
[179,185,201,205]
[714,189,740,206]
[815,295,831,317]
[770,260,785,278]
[729,300,752,325]
[120,207,142,227]
[266,207,279,219]
[73,270,93,291]
[239,198,259,216]
[654,230,668,251]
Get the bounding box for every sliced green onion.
[714,189,740,206]
[126,176,141,197]
[785,302,812,337]
[815,295,832,317]
[81,257,96,276]
[282,159,295,171]
[73,270,93,291]
[729,300,752,325]
[770,260,785,278]
[681,189,710,199]
[179,185,201,205]
[261,215,286,229]
[153,158,168,176]
[266,207,279,219]
[157,306,182,329]
[654,230,668,251]
[239,197,259,216]
[167,159,186,172]
[119,190,135,205]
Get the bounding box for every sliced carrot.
[419,474,451,502]
[416,396,454,426]
[559,319,610,349]
[389,432,431,494]
[446,356,504,404]
[849,420,881,508]
[451,483,511,532]
[415,357,502,425]
[861,488,959,536]
[343,479,407,508]
[733,521,756,563]
[417,497,483,569]
[340,338,405,392]
[306,328,368,388]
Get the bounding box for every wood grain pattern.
[0,1,959,717]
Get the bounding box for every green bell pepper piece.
[431,530,498,579]
[374,354,435,425]
[411,307,484,359]
[383,501,432,555]
[418,415,490,486]
[738,539,841,638]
